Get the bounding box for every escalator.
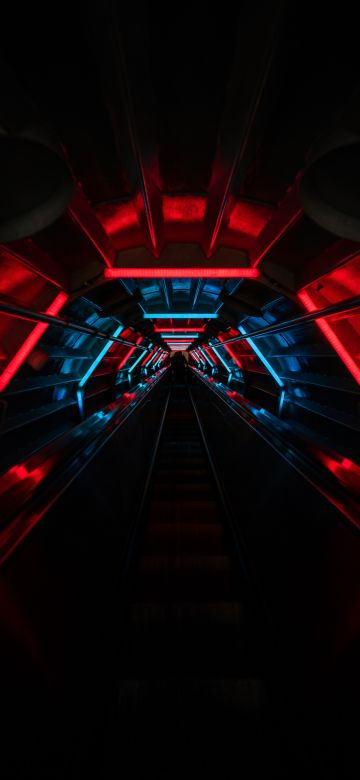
[1,372,357,777]
[104,378,274,776]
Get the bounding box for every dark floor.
[0,375,359,777]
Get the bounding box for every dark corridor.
[0,3,360,778]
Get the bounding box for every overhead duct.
[0,66,74,242]
[299,97,360,241]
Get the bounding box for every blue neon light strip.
[279,388,285,413]
[79,324,123,387]
[211,344,231,373]
[239,325,284,387]
[199,346,215,366]
[160,333,199,339]
[143,312,218,319]
[192,349,205,367]
[147,347,162,366]
[153,351,166,369]
[128,348,148,373]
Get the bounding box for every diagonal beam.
[202,1,283,258]
[87,6,163,257]
[248,187,303,269]
[191,279,204,309]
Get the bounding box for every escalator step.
[133,555,236,599]
[142,522,225,555]
[155,468,208,480]
[147,500,219,523]
[137,554,232,575]
[129,600,244,629]
[151,482,214,499]
[117,677,263,714]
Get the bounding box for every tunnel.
[0,4,360,777]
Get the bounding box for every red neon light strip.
[141,348,156,367]
[298,290,360,384]
[147,349,162,367]
[117,337,143,370]
[218,334,243,368]
[0,291,68,392]
[204,346,217,364]
[154,327,205,333]
[104,267,260,279]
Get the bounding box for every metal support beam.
[201,295,360,346]
[0,301,147,350]
[191,279,204,309]
[87,7,163,256]
[202,1,282,257]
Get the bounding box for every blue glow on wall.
[199,346,215,366]
[128,349,148,374]
[239,326,284,387]
[79,324,123,388]
[211,344,231,373]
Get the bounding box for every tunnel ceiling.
[2,4,360,296]
[0,1,360,495]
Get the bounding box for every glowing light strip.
[117,337,143,370]
[199,346,215,366]
[154,327,205,333]
[210,344,231,373]
[143,312,217,319]
[79,324,124,387]
[298,290,360,385]
[239,326,284,387]
[160,333,199,339]
[146,347,162,367]
[141,347,156,367]
[0,291,68,393]
[153,351,167,369]
[104,268,260,279]
[218,334,243,369]
[128,348,148,373]
[192,349,206,367]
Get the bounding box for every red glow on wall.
[204,346,217,363]
[298,255,360,385]
[117,337,143,371]
[141,348,158,367]
[316,452,360,498]
[163,195,206,223]
[218,334,243,368]
[0,463,47,499]
[95,201,140,238]
[104,267,260,279]
[0,291,68,393]
[228,202,273,238]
